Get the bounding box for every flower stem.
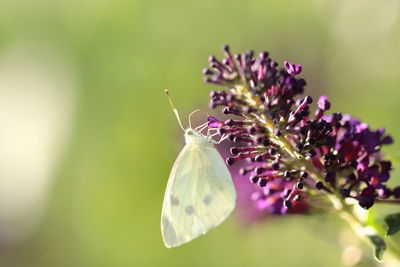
[237,84,302,159]
[339,202,400,262]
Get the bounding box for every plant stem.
[339,201,400,262]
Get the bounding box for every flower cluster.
[204,45,400,215]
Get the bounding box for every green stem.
[339,200,400,262]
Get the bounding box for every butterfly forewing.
[161,136,236,248]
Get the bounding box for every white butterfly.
[161,91,236,248]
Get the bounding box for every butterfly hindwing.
[161,139,236,248]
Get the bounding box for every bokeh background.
[0,0,400,266]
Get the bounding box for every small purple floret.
[284,61,303,76]
[317,96,331,111]
[207,116,224,128]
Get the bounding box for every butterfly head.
[184,128,209,144]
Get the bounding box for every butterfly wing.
[161,140,236,248]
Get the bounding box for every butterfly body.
[161,128,236,248]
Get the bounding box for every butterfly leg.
[206,128,218,136]
[206,129,223,144]
[208,132,228,144]
[195,122,209,133]
[214,134,228,144]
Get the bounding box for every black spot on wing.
[170,195,179,206]
[185,205,194,215]
[203,194,212,205]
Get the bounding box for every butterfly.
[161,90,236,248]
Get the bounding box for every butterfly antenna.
[188,109,210,129]
[188,109,200,129]
[165,90,185,131]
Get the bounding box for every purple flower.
[284,61,302,76]
[203,45,397,216]
[207,116,224,128]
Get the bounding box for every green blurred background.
[0,0,399,266]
